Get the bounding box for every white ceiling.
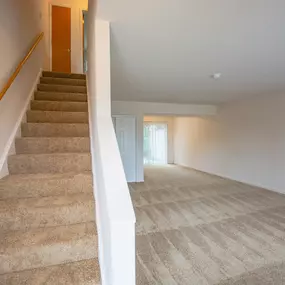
[97,0,285,104]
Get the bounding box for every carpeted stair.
[0,71,100,284]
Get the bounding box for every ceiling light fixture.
[211,73,222,80]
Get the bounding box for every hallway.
[129,165,285,284]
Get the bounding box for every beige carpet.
[0,71,100,284]
[129,165,285,285]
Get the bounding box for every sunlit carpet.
[129,165,285,285]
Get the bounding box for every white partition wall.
[87,1,136,284]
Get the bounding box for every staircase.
[0,71,100,284]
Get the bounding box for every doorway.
[51,5,71,73]
[113,116,136,182]
[143,123,168,165]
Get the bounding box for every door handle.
[67,49,71,53]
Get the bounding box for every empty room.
[0,0,285,284]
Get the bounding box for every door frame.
[81,10,88,73]
[112,115,137,182]
[49,3,85,73]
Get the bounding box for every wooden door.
[52,6,71,73]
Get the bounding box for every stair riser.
[22,123,89,137]
[16,138,90,154]
[31,101,88,112]
[42,71,86,80]
[38,84,87,94]
[0,195,95,232]
[0,173,93,199]
[27,111,89,124]
[35,92,87,102]
[0,230,97,274]
[8,154,92,174]
[40,77,86,86]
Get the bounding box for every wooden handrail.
[0,32,44,101]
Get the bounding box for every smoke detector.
[211,73,222,80]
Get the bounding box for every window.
[143,123,168,165]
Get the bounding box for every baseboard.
[0,68,42,179]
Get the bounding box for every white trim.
[82,10,88,73]
[79,8,84,74]
[0,69,42,179]
[0,161,8,179]
[49,3,52,71]
[49,3,73,71]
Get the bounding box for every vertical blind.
[143,123,168,164]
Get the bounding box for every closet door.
[114,116,136,182]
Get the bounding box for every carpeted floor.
[129,165,285,285]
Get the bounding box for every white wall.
[174,93,285,193]
[112,100,217,181]
[0,0,45,178]
[112,101,217,117]
[144,116,174,164]
[41,0,88,73]
[87,11,136,284]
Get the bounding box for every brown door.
[52,6,71,73]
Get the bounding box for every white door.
[113,116,136,182]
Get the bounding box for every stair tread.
[27,110,89,124]
[16,137,90,154]
[0,192,93,206]
[42,71,86,79]
[38,84,87,94]
[27,110,88,114]
[10,152,91,158]
[0,222,98,274]
[31,100,88,103]
[31,100,88,112]
[0,222,96,250]
[22,123,89,137]
[35,90,87,94]
[43,71,86,75]
[0,193,95,232]
[38,83,87,88]
[23,122,89,126]
[35,91,87,101]
[40,77,86,86]
[0,171,92,183]
[16,137,90,140]
[0,172,92,199]
[0,258,100,285]
[8,153,92,174]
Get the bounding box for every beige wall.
[112,101,216,181]
[174,93,285,193]
[41,0,88,72]
[144,116,174,164]
[0,0,88,177]
[0,0,45,177]
[87,15,136,283]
